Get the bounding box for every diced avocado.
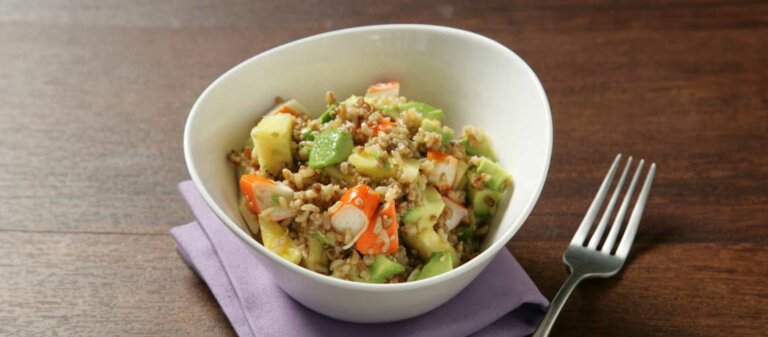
[455,226,475,243]
[252,114,294,175]
[400,101,444,121]
[308,129,353,169]
[319,104,337,123]
[310,232,335,247]
[380,104,400,118]
[419,119,454,147]
[402,228,460,267]
[453,160,470,189]
[416,251,454,280]
[468,183,501,219]
[476,157,512,191]
[348,150,394,181]
[259,218,302,264]
[238,194,259,236]
[399,159,420,183]
[302,235,329,273]
[300,127,315,141]
[367,255,406,283]
[402,186,445,231]
[402,228,446,259]
[459,129,497,161]
[469,212,487,229]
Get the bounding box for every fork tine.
[587,157,632,249]
[616,163,656,258]
[601,159,644,253]
[571,154,622,246]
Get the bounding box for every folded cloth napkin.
[171,180,548,337]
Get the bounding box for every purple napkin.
[171,180,548,337]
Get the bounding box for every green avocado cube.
[302,235,329,273]
[402,186,445,231]
[459,128,497,161]
[453,160,470,189]
[318,104,337,123]
[468,184,501,218]
[476,157,512,191]
[401,228,460,267]
[368,255,406,283]
[348,150,395,181]
[419,119,454,147]
[416,251,454,280]
[400,101,444,121]
[308,129,353,169]
[379,104,400,118]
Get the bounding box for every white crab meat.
[250,180,296,221]
[365,81,400,99]
[331,204,370,249]
[428,153,459,191]
[442,196,468,230]
[269,98,308,116]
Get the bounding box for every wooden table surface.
[1,1,766,336]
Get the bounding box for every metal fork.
[533,154,656,337]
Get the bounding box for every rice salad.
[227,81,512,283]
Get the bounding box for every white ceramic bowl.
[184,24,552,323]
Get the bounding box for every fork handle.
[533,272,585,337]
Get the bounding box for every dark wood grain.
[0,232,235,337]
[1,0,766,336]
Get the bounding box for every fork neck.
[532,272,587,337]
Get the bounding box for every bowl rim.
[184,24,552,291]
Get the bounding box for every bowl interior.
[185,25,551,281]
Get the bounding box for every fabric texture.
[171,180,548,337]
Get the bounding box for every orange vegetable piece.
[427,150,450,162]
[276,105,299,116]
[373,120,395,136]
[355,201,399,255]
[335,185,380,220]
[366,81,399,94]
[239,174,275,213]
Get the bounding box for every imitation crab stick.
[365,81,400,98]
[373,119,395,136]
[330,185,381,249]
[427,151,459,191]
[269,98,308,117]
[355,201,399,255]
[441,196,468,230]
[239,174,296,221]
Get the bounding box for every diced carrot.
[331,185,381,249]
[373,120,395,136]
[355,201,399,255]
